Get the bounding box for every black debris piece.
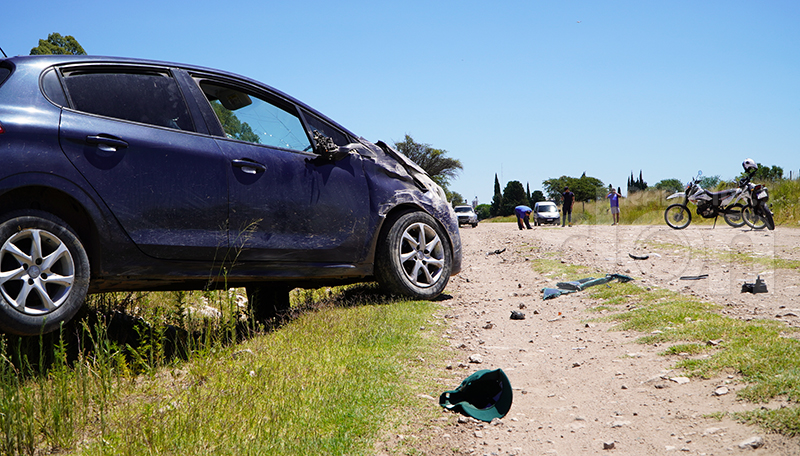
[510,310,526,320]
[680,274,708,280]
[488,248,507,255]
[741,276,768,294]
[629,253,649,260]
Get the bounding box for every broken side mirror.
[312,130,348,161]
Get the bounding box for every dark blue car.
[0,55,461,336]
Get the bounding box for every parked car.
[533,202,560,226]
[454,205,478,228]
[0,55,462,336]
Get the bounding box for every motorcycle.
[664,163,774,231]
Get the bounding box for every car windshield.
[455,207,473,213]
[537,204,557,212]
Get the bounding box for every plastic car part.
[375,211,452,299]
[0,211,90,336]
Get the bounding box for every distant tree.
[543,173,605,204]
[654,178,684,194]
[698,175,721,190]
[450,191,465,207]
[526,182,532,206]
[531,190,545,204]
[490,174,503,217]
[572,172,605,202]
[475,204,491,220]
[627,170,648,194]
[30,32,86,55]
[501,180,528,216]
[394,135,462,190]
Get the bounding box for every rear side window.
[0,67,10,87]
[61,69,194,131]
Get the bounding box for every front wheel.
[375,211,452,299]
[743,205,767,230]
[664,204,691,229]
[0,211,90,336]
[723,203,746,228]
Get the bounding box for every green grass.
[583,281,800,436]
[0,286,450,455]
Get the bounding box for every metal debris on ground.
[542,273,633,300]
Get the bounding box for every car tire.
[0,211,90,336]
[375,211,452,300]
[246,283,291,322]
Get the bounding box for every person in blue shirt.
[607,187,620,225]
[514,205,533,230]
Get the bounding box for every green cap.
[439,369,513,422]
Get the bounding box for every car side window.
[60,68,194,131]
[198,81,312,152]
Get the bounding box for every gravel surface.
[406,222,800,455]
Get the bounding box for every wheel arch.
[0,180,108,270]
[369,203,458,273]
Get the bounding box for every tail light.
[0,121,4,134]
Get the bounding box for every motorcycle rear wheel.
[757,202,775,230]
[665,204,691,229]
[723,203,745,228]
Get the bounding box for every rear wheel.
[0,211,90,336]
[664,204,691,229]
[723,203,745,228]
[743,205,767,230]
[246,283,291,322]
[756,202,775,231]
[375,211,452,299]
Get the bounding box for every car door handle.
[232,159,267,175]
[86,135,129,153]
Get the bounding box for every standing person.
[561,187,574,227]
[607,187,620,225]
[514,205,533,230]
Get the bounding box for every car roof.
[1,54,357,139]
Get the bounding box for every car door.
[56,66,229,261]
[192,78,371,264]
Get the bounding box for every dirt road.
[425,222,800,455]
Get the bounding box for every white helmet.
[742,158,757,172]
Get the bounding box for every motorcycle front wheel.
[723,203,745,228]
[665,204,691,229]
[742,205,766,230]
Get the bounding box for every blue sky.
[4,1,799,205]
